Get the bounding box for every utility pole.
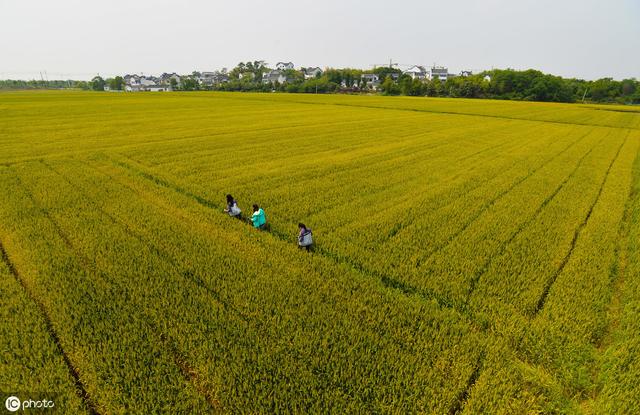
[582,87,588,103]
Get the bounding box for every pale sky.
[1,0,638,81]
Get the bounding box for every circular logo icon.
[5,396,20,412]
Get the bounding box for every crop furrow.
[448,350,486,415]
[14,167,222,412]
[155,328,223,411]
[385,128,587,242]
[594,141,640,350]
[463,133,605,303]
[532,133,629,316]
[0,239,100,415]
[41,158,258,325]
[48,159,254,328]
[417,129,594,264]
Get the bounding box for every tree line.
[0,77,123,91]
[192,64,640,104]
[2,67,638,105]
[213,65,640,104]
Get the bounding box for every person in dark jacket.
[297,223,313,251]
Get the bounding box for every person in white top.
[297,223,313,251]
[223,194,242,219]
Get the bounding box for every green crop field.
[1,91,639,414]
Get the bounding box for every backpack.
[299,229,313,247]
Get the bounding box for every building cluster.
[362,66,491,89]
[121,73,182,92]
[261,63,323,84]
[120,71,234,91]
[118,62,489,92]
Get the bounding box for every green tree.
[181,78,198,91]
[109,76,124,90]
[621,79,637,97]
[283,69,303,84]
[373,66,402,80]
[430,78,443,97]
[90,76,105,91]
[590,78,619,102]
[380,76,400,95]
[409,78,425,96]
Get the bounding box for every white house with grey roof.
[404,65,428,80]
[159,72,181,85]
[361,73,380,90]
[430,66,452,81]
[302,67,323,79]
[262,70,288,84]
[275,62,295,70]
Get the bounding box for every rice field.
[1,91,639,414]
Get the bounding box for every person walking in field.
[249,204,267,230]
[297,223,313,251]
[223,194,242,219]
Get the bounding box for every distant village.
[112,62,491,92]
[43,61,632,104]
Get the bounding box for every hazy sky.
[1,0,638,81]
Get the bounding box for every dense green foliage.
[1,91,639,413]
[0,79,89,89]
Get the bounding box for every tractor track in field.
[277,134,524,234]
[448,350,486,415]
[313,126,538,239]
[30,159,359,411]
[155,326,223,411]
[596,139,640,350]
[384,127,589,245]
[579,133,640,411]
[0,238,101,415]
[463,132,609,306]
[533,132,629,316]
[410,129,594,270]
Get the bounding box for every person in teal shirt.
[250,204,267,230]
